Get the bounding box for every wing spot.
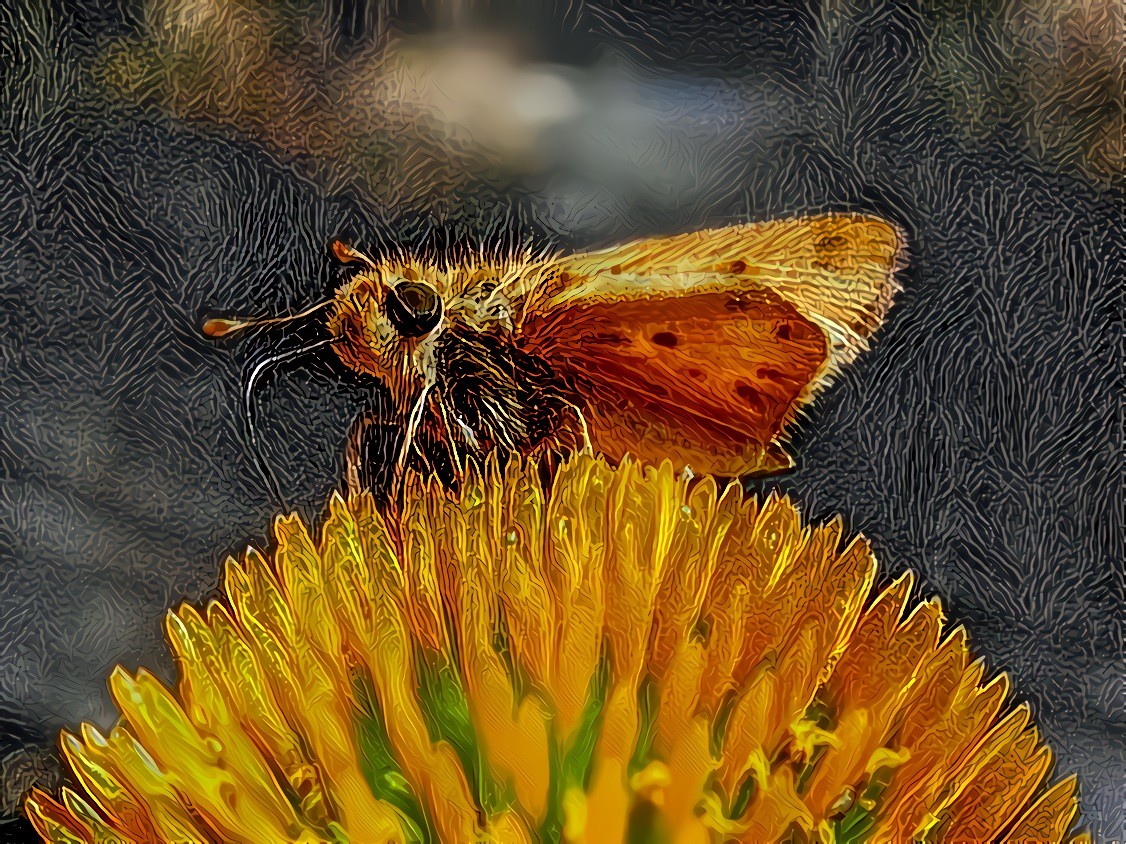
[792,320,820,341]
[728,259,747,275]
[755,367,786,382]
[610,264,622,275]
[734,382,766,412]
[776,323,791,341]
[651,331,678,348]
[686,368,704,380]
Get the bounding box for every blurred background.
[0,0,1121,838]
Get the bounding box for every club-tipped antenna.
[331,239,380,269]
[202,299,334,339]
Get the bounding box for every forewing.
[536,214,902,362]
[519,215,902,476]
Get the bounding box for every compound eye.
[386,281,443,338]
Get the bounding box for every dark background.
[0,0,1121,839]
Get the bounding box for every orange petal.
[737,764,812,842]
[657,641,714,834]
[878,667,1010,837]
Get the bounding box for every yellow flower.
[25,454,1085,843]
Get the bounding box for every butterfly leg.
[751,440,797,476]
[435,397,469,484]
[396,383,434,476]
[343,408,401,505]
[561,398,593,455]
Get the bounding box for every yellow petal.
[547,456,612,736]
[456,470,552,819]
[649,475,721,685]
[349,623,478,840]
[24,788,91,844]
[275,511,343,656]
[165,607,307,832]
[1004,775,1081,843]
[108,667,299,843]
[562,786,588,843]
[497,455,556,694]
[57,728,155,841]
[206,603,332,826]
[92,725,212,841]
[941,710,1052,841]
[485,809,536,843]
[58,789,124,843]
[583,757,631,844]
[399,476,453,655]
[21,451,1086,844]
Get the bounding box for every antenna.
[202,299,334,339]
[331,239,379,268]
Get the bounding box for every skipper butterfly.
[205,214,903,502]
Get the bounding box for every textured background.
[1,0,1121,839]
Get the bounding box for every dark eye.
[386,281,443,338]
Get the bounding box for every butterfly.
[204,214,903,504]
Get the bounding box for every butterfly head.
[201,241,449,413]
[324,259,447,407]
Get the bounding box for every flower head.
[26,454,1084,842]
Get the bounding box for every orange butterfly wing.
[520,214,903,476]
